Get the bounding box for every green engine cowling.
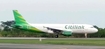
[62,31,72,36]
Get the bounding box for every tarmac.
[0,37,105,49]
[0,44,105,49]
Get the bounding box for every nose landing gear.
[85,33,87,38]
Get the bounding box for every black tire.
[55,35,59,38]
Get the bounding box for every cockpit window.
[93,25,98,29]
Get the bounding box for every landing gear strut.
[55,32,59,38]
[85,33,87,38]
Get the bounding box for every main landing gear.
[55,32,59,38]
[54,31,61,38]
[55,34,59,38]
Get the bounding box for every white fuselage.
[30,24,98,33]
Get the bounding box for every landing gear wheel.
[55,35,59,38]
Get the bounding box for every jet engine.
[62,31,72,36]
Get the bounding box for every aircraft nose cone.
[94,28,98,33]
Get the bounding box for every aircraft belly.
[72,29,96,33]
[72,29,86,33]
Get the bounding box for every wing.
[43,26,72,36]
[43,26,62,34]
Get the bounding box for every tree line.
[0,20,105,38]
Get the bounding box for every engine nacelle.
[62,31,72,36]
[47,30,54,34]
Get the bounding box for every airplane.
[12,10,98,38]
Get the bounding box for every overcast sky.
[0,0,105,28]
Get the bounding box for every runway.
[0,37,46,39]
[0,44,105,49]
[0,37,105,49]
[0,37,105,40]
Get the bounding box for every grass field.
[0,38,105,46]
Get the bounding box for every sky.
[0,0,105,28]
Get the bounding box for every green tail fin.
[13,10,28,24]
